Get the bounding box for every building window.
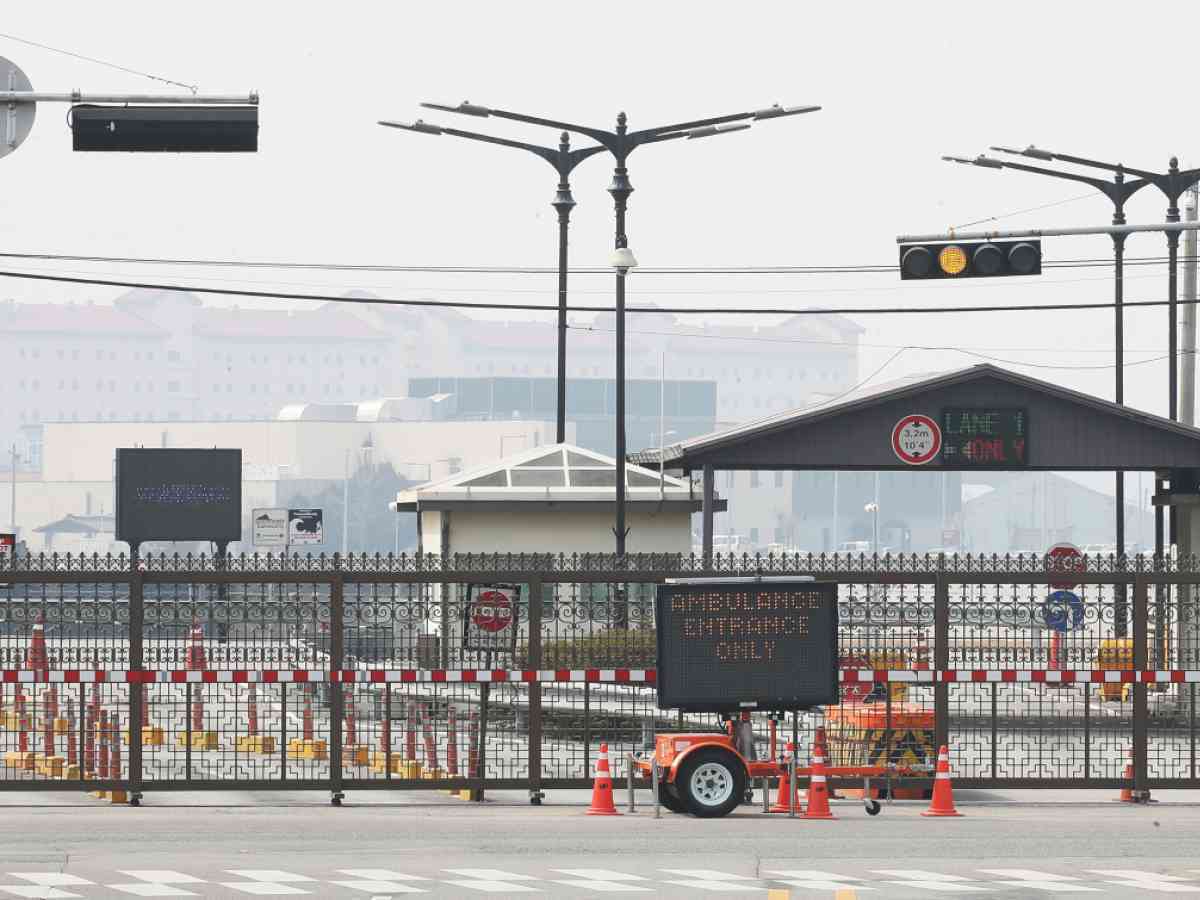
[774,471,784,488]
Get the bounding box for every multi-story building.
[0,289,395,452]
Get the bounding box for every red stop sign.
[1046,542,1084,590]
[471,590,514,633]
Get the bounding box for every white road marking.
[552,881,653,893]
[337,871,429,882]
[7,879,91,889]
[1088,870,1200,893]
[778,881,874,891]
[767,871,868,882]
[330,881,427,895]
[218,885,309,897]
[979,869,1100,892]
[0,889,82,900]
[443,870,539,882]
[873,871,977,882]
[119,873,207,885]
[225,872,316,884]
[662,881,763,893]
[660,870,759,881]
[442,880,540,893]
[552,871,649,882]
[107,886,198,898]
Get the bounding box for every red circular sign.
[891,415,942,465]
[1046,542,1084,590]
[471,590,514,633]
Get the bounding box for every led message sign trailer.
[655,579,838,713]
[115,448,242,544]
[941,407,1029,467]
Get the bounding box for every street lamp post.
[377,119,606,444]
[943,150,1151,637]
[422,100,821,554]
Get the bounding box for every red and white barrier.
[3,668,1199,684]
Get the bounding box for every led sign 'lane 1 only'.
[655,581,838,713]
[941,407,1029,467]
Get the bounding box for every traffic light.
[71,105,258,152]
[898,239,1041,280]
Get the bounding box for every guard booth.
[633,364,1200,793]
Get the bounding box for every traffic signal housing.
[899,239,1041,280]
[71,105,258,152]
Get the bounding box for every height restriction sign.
[892,415,942,465]
[463,583,520,653]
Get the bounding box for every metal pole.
[8,444,14,534]
[1182,184,1198,426]
[652,759,661,818]
[659,350,666,502]
[897,220,1200,243]
[341,449,350,556]
[553,133,574,446]
[1168,158,1184,424]
[610,115,633,557]
[0,91,257,104]
[832,472,839,553]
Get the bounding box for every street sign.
[463,584,520,653]
[942,408,1028,467]
[891,415,942,466]
[0,57,36,160]
[655,578,838,713]
[1046,542,1084,590]
[114,448,242,544]
[287,509,323,546]
[1042,590,1086,632]
[252,509,288,547]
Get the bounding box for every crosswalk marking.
[336,871,429,883]
[107,886,198,898]
[552,871,648,882]
[661,869,764,893]
[768,871,871,891]
[1088,870,1200,893]
[225,872,316,884]
[873,871,990,893]
[329,880,427,894]
[442,870,537,882]
[118,873,206,885]
[552,880,653,893]
[7,880,91,889]
[218,885,309,897]
[0,888,83,900]
[442,880,540,893]
[978,869,1100,892]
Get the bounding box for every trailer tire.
[658,783,687,814]
[676,748,746,819]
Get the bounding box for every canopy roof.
[632,364,1200,473]
[394,443,723,512]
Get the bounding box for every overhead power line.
[3,267,1200,318]
[0,250,1191,276]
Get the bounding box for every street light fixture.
[943,150,1151,597]
[378,118,607,445]
[423,100,821,555]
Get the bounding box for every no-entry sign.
[892,415,942,465]
[463,583,520,653]
[1046,542,1084,590]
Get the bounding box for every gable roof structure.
[631,364,1200,473]
[393,442,725,512]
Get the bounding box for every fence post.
[933,571,950,754]
[527,577,544,805]
[329,562,345,805]
[1133,575,1150,801]
[127,549,144,805]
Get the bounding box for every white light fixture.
[610,247,638,270]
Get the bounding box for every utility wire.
[4,267,1200,317]
[0,31,198,93]
[951,191,1101,230]
[0,250,1192,276]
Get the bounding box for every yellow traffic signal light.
[899,239,1041,280]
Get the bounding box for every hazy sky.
[2,1,1198,449]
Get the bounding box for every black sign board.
[941,407,1029,467]
[655,579,838,713]
[115,448,242,544]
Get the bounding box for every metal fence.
[0,551,1196,803]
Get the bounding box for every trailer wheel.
[658,783,687,814]
[865,799,882,816]
[676,748,746,819]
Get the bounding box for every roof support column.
[702,464,715,565]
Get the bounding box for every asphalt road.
[0,789,1197,898]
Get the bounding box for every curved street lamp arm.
[628,111,754,141]
[987,158,1153,207]
[421,101,616,147]
[998,146,1159,181]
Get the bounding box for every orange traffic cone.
[802,741,835,819]
[1116,748,1135,803]
[922,745,963,817]
[769,741,798,813]
[586,742,621,816]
